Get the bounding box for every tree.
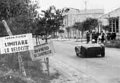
[72,18,98,40]
[0,0,39,35]
[58,29,64,33]
[66,26,71,39]
[53,9,64,33]
[72,22,84,38]
[102,25,110,32]
[36,6,64,42]
[42,6,64,34]
[58,29,64,39]
[82,18,98,31]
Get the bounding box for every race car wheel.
[75,47,80,57]
[101,46,105,57]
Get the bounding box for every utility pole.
[84,0,87,11]
[84,0,87,18]
[80,0,88,42]
[2,20,26,77]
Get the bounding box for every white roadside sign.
[31,42,54,61]
[0,33,33,54]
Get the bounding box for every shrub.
[105,40,120,48]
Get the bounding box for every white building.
[100,8,120,39]
[61,8,104,38]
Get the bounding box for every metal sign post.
[33,38,55,76]
[2,20,26,76]
[46,57,49,76]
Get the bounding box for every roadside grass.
[105,39,120,48]
[0,51,60,83]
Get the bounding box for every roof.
[62,7,104,15]
[79,9,104,14]
[100,7,120,19]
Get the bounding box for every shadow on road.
[76,54,104,58]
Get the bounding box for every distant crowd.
[86,30,116,44]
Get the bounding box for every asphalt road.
[50,40,120,83]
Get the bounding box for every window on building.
[109,17,119,33]
[116,18,119,32]
[113,20,115,32]
[109,20,112,32]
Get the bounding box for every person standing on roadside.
[106,32,111,41]
[86,31,90,44]
[101,31,105,43]
[91,30,96,43]
[94,31,99,43]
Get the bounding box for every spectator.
[94,32,99,43]
[91,30,98,43]
[112,32,116,40]
[107,32,111,41]
[86,31,90,43]
[101,31,105,43]
[92,31,95,42]
[98,34,102,43]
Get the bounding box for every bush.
[0,75,27,83]
[0,51,50,83]
[105,40,120,48]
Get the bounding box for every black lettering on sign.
[38,50,52,57]
[11,46,29,53]
[18,47,21,51]
[24,46,29,50]
[39,46,49,52]
[4,40,28,47]
[5,34,26,40]
[5,43,7,47]
[18,41,22,45]
[34,49,38,53]
[34,54,37,57]
[46,50,51,54]
[45,46,49,50]
[40,48,44,51]
[4,48,9,53]
[34,46,49,53]
[25,40,28,44]
[5,42,15,47]
[11,47,15,52]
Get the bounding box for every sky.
[38,0,120,14]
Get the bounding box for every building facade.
[100,8,120,39]
[61,7,104,38]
